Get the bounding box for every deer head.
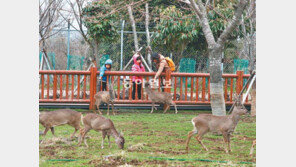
[115,132,125,149]
[233,95,248,115]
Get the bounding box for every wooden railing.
[39,67,250,109]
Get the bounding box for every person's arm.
[99,66,105,79]
[154,62,165,80]
[132,64,138,72]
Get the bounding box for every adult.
[151,52,172,90]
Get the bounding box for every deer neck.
[230,112,241,126]
[110,128,120,139]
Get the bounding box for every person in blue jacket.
[98,59,112,91]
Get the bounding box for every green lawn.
[39,109,256,166]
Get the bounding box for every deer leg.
[111,101,115,115]
[195,129,208,151]
[222,132,229,153]
[185,130,197,153]
[50,127,55,137]
[171,101,178,114]
[150,102,155,113]
[107,135,111,148]
[163,104,170,113]
[70,128,78,139]
[107,102,110,116]
[227,133,231,153]
[101,131,106,149]
[78,127,90,147]
[96,100,103,115]
[43,127,50,137]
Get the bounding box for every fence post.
[89,67,97,110]
[236,70,244,96]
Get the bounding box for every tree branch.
[217,0,248,46]
[189,0,216,48]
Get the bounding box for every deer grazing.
[94,84,115,115]
[78,113,125,149]
[144,82,178,114]
[185,98,248,153]
[39,109,82,138]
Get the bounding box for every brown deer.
[78,113,125,149]
[144,82,178,114]
[39,109,82,138]
[185,98,248,153]
[94,84,115,115]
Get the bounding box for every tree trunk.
[128,5,139,51]
[93,41,98,66]
[209,46,226,116]
[145,3,152,68]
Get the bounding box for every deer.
[185,97,248,153]
[144,82,178,114]
[94,84,116,115]
[39,109,82,139]
[78,113,125,149]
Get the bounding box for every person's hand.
[99,76,102,80]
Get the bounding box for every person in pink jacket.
[131,53,146,100]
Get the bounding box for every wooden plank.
[71,75,74,99]
[185,77,188,101]
[77,75,80,99]
[53,74,57,100]
[129,78,132,100]
[41,74,44,99]
[190,77,194,101]
[230,78,233,102]
[123,76,126,100]
[117,76,120,100]
[180,77,183,100]
[208,78,210,102]
[59,75,63,99]
[83,75,86,99]
[196,77,199,102]
[145,76,149,100]
[202,77,206,102]
[224,78,228,101]
[66,75,69,99]
[47,74,50,99]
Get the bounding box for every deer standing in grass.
[39,109,82,138]
[78,113,125,149]
[94,84,115,115]
[185,98,248,153]
[144,82,178,114]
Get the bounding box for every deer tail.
[191,118,198,134]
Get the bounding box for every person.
[131,53,145,100]
[98,59,112,91]
[151,52,171,90]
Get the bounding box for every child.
[98,59,112,91]
[131,54,146,100]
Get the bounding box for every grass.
[39,109,256,166]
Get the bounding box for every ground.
[39,109,256,167]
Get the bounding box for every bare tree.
[39,0,65,69]
[182,0,248,116]
[60,0,96,66]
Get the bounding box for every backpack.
[165,57,175,72]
